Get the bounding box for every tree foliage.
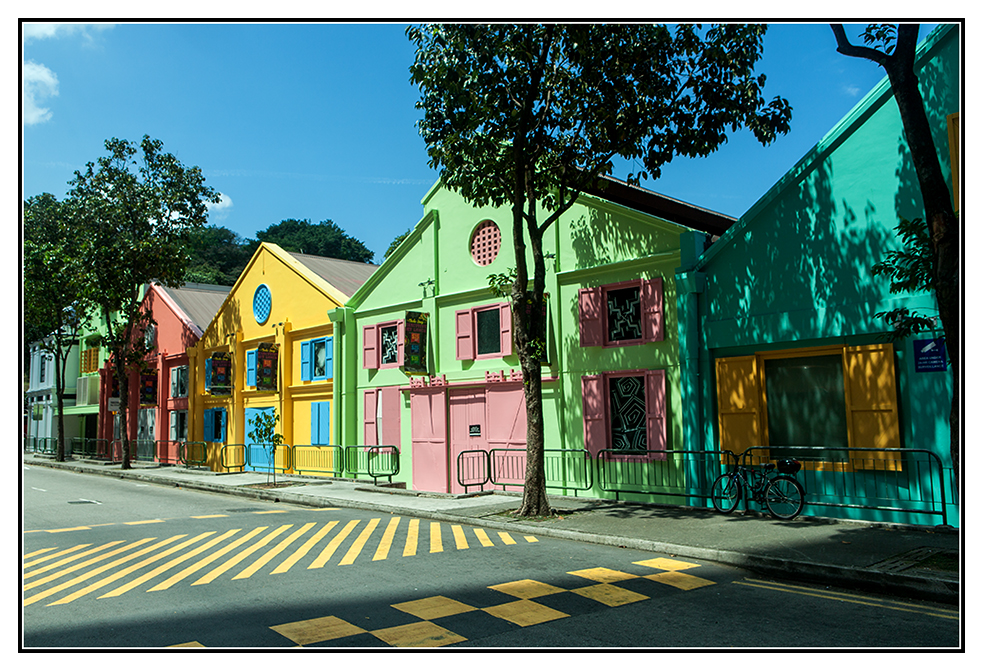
[23,193,95,460]
[831,23,960,486]
[182,224,256,285]
[69,136,219,468]
[256,218,374,263]
[408,23,791,516]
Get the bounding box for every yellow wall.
[188,243,346,471]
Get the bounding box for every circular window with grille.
[470,220,501,266]
[253,284,272,324]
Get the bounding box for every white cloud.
[23,60,59,125]
[207,193,234,220]
[844,85,861,97]
[22,23,114,43]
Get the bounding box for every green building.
[330,177,732,499]
[675,24,960,525]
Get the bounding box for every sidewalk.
[23,455,960,605]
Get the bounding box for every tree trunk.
[884,56,961,487]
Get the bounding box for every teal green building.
[675,24,960,525]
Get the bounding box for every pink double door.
[410,383,526,494]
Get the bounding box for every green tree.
[384,228,413,260]
[247,408,284,484]
[69,136,219,469]
[182,224,256,285]
[409,24,791,516]
[256,218,374,263]
[23,193,95,461]
[831,24,960,485]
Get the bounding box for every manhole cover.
[68,499,101,505]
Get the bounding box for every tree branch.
[830,24,889,66]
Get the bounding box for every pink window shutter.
[455,309,474,360]
[578,287,604,347]
[363,324,379,369]
[379,386,401,447]
[499,303,513,356]
[364,389,378,445]
[645,369,667,459]
[396,320,406,367]
[581,374,606,457]
[642,277,665,343]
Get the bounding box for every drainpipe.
[327,306,355,448]
[675,231,708,506]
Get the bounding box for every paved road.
[22,466,959,649]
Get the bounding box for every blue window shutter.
[205,358,212,392]
[321,401,332,443]
[311,402,320,445]
[300,340,312,381]
[203,408,214,442]
[246,350,257,386]
[218,408,227,443]
[325,337,334,379]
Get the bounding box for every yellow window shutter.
[715,355,765,460]
[843,343,901,470]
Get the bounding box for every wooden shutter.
[364,389,378,445]
[455,309,475,360]
[499,303,513,356]
[203,408,214,442]
[205,358,212,392]
[578,287,604,347]
[642,277,665,343]
[844,344,901,470]
[300,340,312,381]
[378,386,401,446]
[715,356,765,458]
[363,324,379,369]
[646,369,667,459]
[246,350,257,386]
[396,322,405,367]
[218,408,227,443]
[324,337,334,379]
[581,374,606,457]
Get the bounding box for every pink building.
[98,282,230,463]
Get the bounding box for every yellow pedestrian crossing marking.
[259,557,718,648]
[22,516,543,608]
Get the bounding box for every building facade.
[188,243,377,472]
[331,179,732,499]
[24,335,80,448]
[675,23,959,524]
[96,282,230,463]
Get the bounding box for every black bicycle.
[711,450,806,520]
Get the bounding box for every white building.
[25,336,80,450]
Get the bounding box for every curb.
[24,458,959,605]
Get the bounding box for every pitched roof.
[289,253,379,298]
[584,175,736,237]
[163,282,232,333]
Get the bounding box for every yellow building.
[188,243,378,472]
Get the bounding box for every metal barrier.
[221,443,246,472]
[180,441,209,468]
[745,446,954,526]
[597,449,729,503]
[155,440,182,465]
[70,437,85,457]
[456,450,490,492]
[30,437,56,455]
[490,448,593,494]
[246,443,291,474]
[344,445,400,485]
[85,438,111,459]
[132,440,156,462]
[293,445,344,477]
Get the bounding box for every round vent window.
[470,220,501,267]
[253,284,272,324]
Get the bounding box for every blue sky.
[22,21,944,264]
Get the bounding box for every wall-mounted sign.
[140,372,157,406]
[209,353,232,396]
[256,342,279,391]
[469,424,482,437]
[914,337,948,372]
[403,311,429,374]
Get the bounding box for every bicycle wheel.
[711,473,742,513]
[764,476,805,520]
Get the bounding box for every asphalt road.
[22,465,960,649]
